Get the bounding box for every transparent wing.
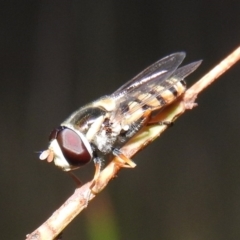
[111,53,201,123]
[123,60,202,115]
[172,60,202,79]
[113,52,186,98]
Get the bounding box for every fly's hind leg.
[116,109,152,167]
[120,109,152,141]
[147,113,174,127]
[156,120,174,127]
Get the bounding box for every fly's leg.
[119,109,152,142]
[88,110,152,200]
[90,157,103,190]
[85,157,104,205]
[155,120,174,127]
[86,151,136,205]
[68,171,82,187]
[147,118,174,127]
[68,171,94,207]
[112,148,136,168]
[147,110,174,126]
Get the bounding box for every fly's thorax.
[91,115,121,154]
[92,96,116,111]
[94,130,117,154]
[85,115,105,141]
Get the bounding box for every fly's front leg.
[90,157,104,190]
[68,171,82,187]
[85,156,104,204]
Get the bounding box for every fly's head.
[39,126,93,171]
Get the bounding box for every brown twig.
[26,46,240,240]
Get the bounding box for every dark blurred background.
[1,1,240,239]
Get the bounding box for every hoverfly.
[40,52,201,185]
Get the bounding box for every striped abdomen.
[121,78,186,125]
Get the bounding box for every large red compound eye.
[49,126,92,166]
